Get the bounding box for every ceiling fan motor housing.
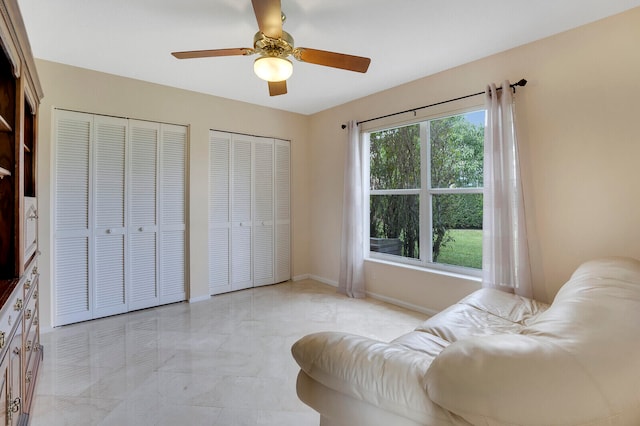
[253,30,295,58]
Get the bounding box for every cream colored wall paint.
[36,59,311,329]
[309,7,640,309]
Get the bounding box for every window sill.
[364,256,482,284]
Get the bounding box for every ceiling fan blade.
[296,48,371,73]
[268,80,287,96]
[252,0,282,39]
[171,48,253,59]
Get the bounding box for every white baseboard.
[292,273,310,282]
[189,295,211,303]
[309,274,338,287]
[365,290,438,316]
[304,274,437,316]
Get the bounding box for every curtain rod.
[341,78,527,129]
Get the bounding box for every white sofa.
[291,257,640,425]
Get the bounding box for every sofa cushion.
[291,331,454,425]
[425,257,640,426]
[414,288,548,343]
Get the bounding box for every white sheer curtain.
[482,81,533,298]
[338,120,365,298]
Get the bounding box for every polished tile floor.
[32,279,427,425]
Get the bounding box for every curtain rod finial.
[516,79,527,87]
[341,124,347,129]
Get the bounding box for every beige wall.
[309,7,640,309]
[36,60,311,329]
[36,7,640,327]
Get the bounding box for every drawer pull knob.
[14,299,22,311]
[9,396,20,413]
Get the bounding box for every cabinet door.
[275,140,291,283]
[231,135,253,291]
[54,110,92,326]
[93,115,127,318]
[158,124,186,304]
[209,131,231,295]
[128,121,159,310]
[253,138,274,287]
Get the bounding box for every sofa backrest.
[425,257,640,426]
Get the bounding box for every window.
[366,110,485,273]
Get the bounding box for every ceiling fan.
[171,0,371,97]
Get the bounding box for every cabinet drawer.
[0,286,22,354]
[23,332,41,413]
[23,294,37,343]
[22,259,38,301]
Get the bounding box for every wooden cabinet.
[0,0,44,424]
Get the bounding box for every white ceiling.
[17,0,640,115]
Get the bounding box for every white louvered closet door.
[54,110,92,326]
[159,124,187,304]
[275,140,291,283]
[128,120,159,310]
[93,115,128,318]
[231,134,254,291]
[209,131,231,295]
[253,137,274,287]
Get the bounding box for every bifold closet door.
[54,110,93,325]
[128,121,187,309]
[93,115,128,318]
[209,131,231,295]
[275,140,291,283]
[231,134,254,291]
[209,131,290,295]
[54,111,187,326]
[253,137,274,287]
[128,120,159,311]
[158,124,187,304]
[54,112,128,324]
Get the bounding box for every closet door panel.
[94,234,125,315]
[54,110,92,326]
[129,232,157,309]
[129,121,159,309]
[159,124,186,303]
[275,140,291,283]
[253,138,274,286]
[55,237,90,325]
[160,230,185,302]
[93,116,127,317]
[209,131,231,294]
[231,136,253,290]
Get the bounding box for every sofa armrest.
[292,331,449,423]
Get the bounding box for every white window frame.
[364,107,485,277]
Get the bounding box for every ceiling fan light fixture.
[254,56,293,82]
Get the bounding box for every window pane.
[430,112,484,189]
[370,194,419,259]
[370,124,420,190]
[432,193,482,269]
